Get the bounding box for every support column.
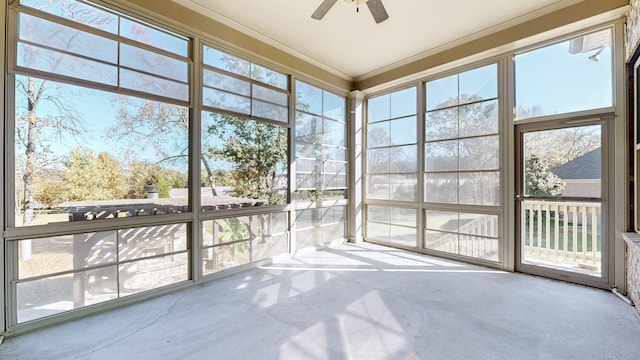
[348,91,365,243]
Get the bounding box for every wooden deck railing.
[522,200,601,271]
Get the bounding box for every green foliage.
[525,154,565,196]
[216,218,251,257]
[128,162,183,198]
[63,148,126,201]
[34,178,67,209]
[204,114,287,205]
[201,169,233,187]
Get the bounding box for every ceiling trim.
[172,0,353,81]
[354,0,584,82]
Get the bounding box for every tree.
[109,98,216,197]
[203,114,288,206]
[15,3,114,225]
[525,154,565,196]
[523,126,600,169]
[63,148,126,201]
[425,94,499,204]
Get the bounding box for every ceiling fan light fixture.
[312,0,388,23]
[344,0,368,13]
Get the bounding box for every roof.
[551,148,601,180]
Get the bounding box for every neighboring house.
[551,148,601,197]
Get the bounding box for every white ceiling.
[173,0,581,80]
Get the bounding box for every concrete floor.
[2,242,640,360]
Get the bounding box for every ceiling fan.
[312,0,389,24]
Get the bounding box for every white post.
[348,91,365,243]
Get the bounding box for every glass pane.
[219,217,252,244]
[323,223,346,242]
[425,173,458,204]
[425,140,458,172]
[426,74,458,111]
[324,146,346,162]
[459,172,500,206]
[203,241,251,275]
[390,87,416,118]
[271,212,289,234]
[323,119,346,147]
[201,113,288,208]
[515,28,613,119]
[297,173,320,190]
[119,18,188,57]
[323,91,346,121]
[390,208,416,227]
[367,121,390,147]
[425,230,458,253]
[203,46,250,77]
[296,81,322,114]
[324,162,347,188]
[388,225,417,247]
[296,142,323,160]
[120,68,189,101]
[427,231,498,261]
[368,94,390,122]
[368,206,391,223]
[389,145,418,173]
[324,206,346,223]
[253,85,288,106]
[302,189,345,202]
[252,233,288,261]
[120,43,188,82]
[295,112,321,143]
[367,148,389,173]
[17,43,118,86]
[119,253,188,296]
[20,0,118,34]
[13,76,189,227]
[252,100,288,122]
[459,63,498,103]
[459,135,499,171]
[324,173,346,189]
[459,213,499,237]
[295,209,321,229]
[296,227,322,249]
[523,125,601,198]
[297,158,322,173]
[390,174,417,201]
[366,222,390,241]
[203,87,250,114]
[19,13,117,63]
[390,116,417,145]
[118,224,187,261]
[459,100,499,138]
[17,267,118,323]
[251,63,287,90]
[425,107,458,141]
[367,175,390,200]
[203,69,250,96]
[19,232,117,279]
[460,235,499,261]
[426,210,459,232]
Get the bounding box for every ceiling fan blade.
[366,0,389,24]
[312,0,338,20]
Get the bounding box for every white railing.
[427,215,499,261]
[522,200,601,272]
